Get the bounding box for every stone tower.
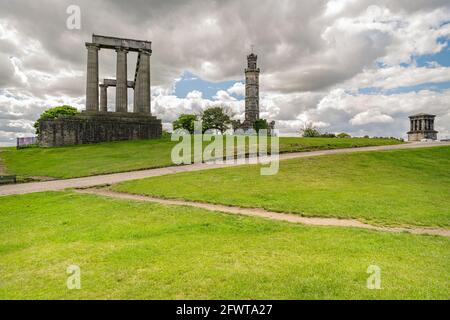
[243,52,260,130]
[407,113,438,141]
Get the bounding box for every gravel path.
[77,188,450,238]
[0,141,448,196]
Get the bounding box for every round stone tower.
[243,52,260,130]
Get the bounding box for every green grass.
[114,147,450,228]
[0,137,402,179]
[0,192,448,299]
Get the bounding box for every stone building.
[39,34,162,147]
[233,51,275,133]
[407,113,438,141]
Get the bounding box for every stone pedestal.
[39,113,162,147]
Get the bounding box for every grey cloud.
[0,0,449,143]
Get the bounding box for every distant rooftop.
[409,113,436,117]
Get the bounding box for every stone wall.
[39,112,162,147]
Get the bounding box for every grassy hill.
[114,147,450,228]
[0,136,402,179]
[0,191,448,299]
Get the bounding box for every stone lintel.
[92,34,152,52]
[80,111,158,120]
[103,79,134,88]
[85,42,100,50]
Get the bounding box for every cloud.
[227,82,245,96]
[350,109,394,126]
[0,0,450,144]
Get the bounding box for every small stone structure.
[39,34,162,147]
[233,51,275,133]
[407,113,438,141]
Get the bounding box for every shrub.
[320,133,336,138]
[336,133,351,138]
[253,119,269,132]
[34,105,79,136]
[300,122,321,137]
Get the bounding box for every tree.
[172,114,197,134]
[34,105,78,136]
[201,106,232,134]
[253,119,269,132]
[336,133,351,138]
[300,122,321,137]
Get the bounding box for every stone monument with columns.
[39,34,162,147]
[407,113,438,141]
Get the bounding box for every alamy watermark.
[66,265,81,290]
[66,5,81,30]
[366,265,381,290]
[171,121,279,175]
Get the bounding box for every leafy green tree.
[201,106,231,134]
[172,114,197,134]
[253,119,269,132]
[336,133,351,138]
[34,105,79,136]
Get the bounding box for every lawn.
[114,147,450,228]
[0,137,402,179]
[0,192,448,299]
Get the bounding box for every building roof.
[409,113,436,118]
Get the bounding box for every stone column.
[133,80,138,113]
[115,47,128,113]
[138,50,151,114]
[85,43,100,112]
[99,84,108,112]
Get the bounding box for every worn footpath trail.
[77,188,450,238]
[0,141,449,196]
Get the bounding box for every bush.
[34,105,79,136]
[161,130,171,139]
[253,119,269,132]
[336,133,351,138]
[320,133,336,138]
[300,122,321,137]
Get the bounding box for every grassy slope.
[0,192,448,300]
[114,147,450,228]
[0,137,402,179]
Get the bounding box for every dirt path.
[77,188,450,238]
[0,141,449,196]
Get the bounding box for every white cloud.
[227,82,245,96]
[214,90,237,102]
[186,90,203,100]
[344,65,450,90]
[350,109,394,126]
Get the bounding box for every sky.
[0,0,450,146]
